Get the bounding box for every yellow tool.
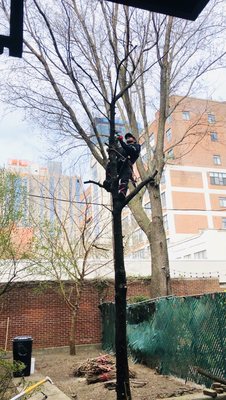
[10,376,53,400]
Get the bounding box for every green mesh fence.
[99,292,226,386]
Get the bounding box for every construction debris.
[73,354,136,385]
[193,366,226,398]
[195,367,226,386]
[207,382,226,397]
[203,389,218,398]
[104,379,147,390]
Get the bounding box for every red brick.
[0,278,221,349]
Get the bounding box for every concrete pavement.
[13,372,71,400]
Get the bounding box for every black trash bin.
[13,335,33,377]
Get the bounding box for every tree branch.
[122,170,158,208]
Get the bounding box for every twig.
[84,180,104,188]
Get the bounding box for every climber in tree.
[103,133,141,197]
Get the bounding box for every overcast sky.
[0,108,47,167]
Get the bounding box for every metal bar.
[0,0,24,57]
[10,376,53,400]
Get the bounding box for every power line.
[28,193,111,208]
[28,193,226,213]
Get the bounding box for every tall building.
[155,95,226,243]
[5,159,81,249]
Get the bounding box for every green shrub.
[0,349,24,400]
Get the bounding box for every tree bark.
[69,309,77,356]
[148,184,171,297]
[109,99,132,399]
[113,203,131,400]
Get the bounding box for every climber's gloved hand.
[115,134,123,141]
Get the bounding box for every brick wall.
[0,277,221,350]
[171,278,221,296]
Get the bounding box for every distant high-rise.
[5,159,81,248]
[91,117,127,145]
[47,161,62,176]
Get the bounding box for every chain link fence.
[99,292,226,386]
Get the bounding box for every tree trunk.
[69,309,77,356]
[148,184,171,298]
[113,202,132,400]
[108,96,132,399]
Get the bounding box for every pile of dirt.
[73,354,136,384]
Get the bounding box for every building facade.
[157,96,226,243]
[88,96,226,266]
[5,159,81,251]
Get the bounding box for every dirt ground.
[34,347,203,400]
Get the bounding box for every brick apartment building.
[157,95,226,243]
[88,96,226,263]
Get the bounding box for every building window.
[182,111,190,120]
[166,115,172,123]
[141,141,152,161]
[208,113,216,124]
[194,250,207,259]
[122,216,129,230]
[141,142,146,154]
[163,214,168,230]
[210,132,218,141]
[142,152,148,163]
[166,128,172,142]
[219,197,226,207]
[184,254,191,259]
[150,133,155,147]
[144,201,151,216]
[132,228,145,245]
[132,249,146,259]
[222,218,226,229]
[213,155,221,165]
[167,148,174,159]
[209,172,226,185]
[161,192,166,208]
[161,170,166,184]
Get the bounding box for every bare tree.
[28,180,112,356]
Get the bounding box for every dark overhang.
[0,0,23,58]
[105,0,210,21]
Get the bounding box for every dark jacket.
[119,141,141,164]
